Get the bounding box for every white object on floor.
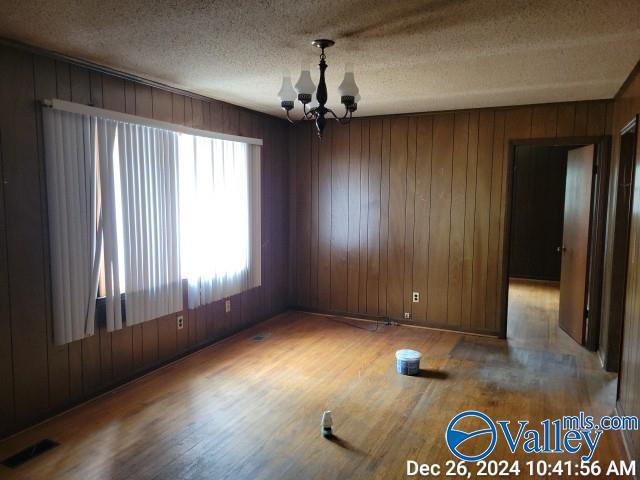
[396,349,422,375]
[321,411,333,437]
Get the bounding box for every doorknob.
[557,245,567,253]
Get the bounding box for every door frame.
[605,116,638,372]
[499,135,611,349]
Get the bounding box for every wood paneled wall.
[0,44,289,438]
[608,62,640,460]
[288,101,612,335]
[600,66,640,369]
[509,146,568,282]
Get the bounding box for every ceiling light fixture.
[278,39,360,138]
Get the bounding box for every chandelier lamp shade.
[278,39,359,138]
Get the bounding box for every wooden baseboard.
[598,349,606,368]
[290,307,501,338]
[615,401,637,478]
[509,276,560,286]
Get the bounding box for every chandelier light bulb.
[338,70,359,104]
[277,75,297,107]
[295,70,316,96]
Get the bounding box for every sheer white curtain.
[115,123,183,325]
[43,109,104,344]
[179,135,261,308]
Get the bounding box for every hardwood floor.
[0,280,626,479]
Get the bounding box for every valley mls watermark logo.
[445,410,497,462]
[445,410,639,462]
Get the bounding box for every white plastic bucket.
[396,349,422,375]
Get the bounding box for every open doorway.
[506,145,568,345]
[503,137,610,352]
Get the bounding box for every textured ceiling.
[1,0,640,117]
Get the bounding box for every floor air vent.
[1,439,59,468]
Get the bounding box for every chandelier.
[278,39,360,138]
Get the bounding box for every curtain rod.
[42,99,263,146]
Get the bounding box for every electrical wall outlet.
[177,315,184,330]
[225,299,231,313]
[404,312,411,320]
[412,291,420,303]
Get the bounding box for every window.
[107,128,261,313]
[178,134,260,308]
[43,101,261,344]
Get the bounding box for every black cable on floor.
[321,314,386,332]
